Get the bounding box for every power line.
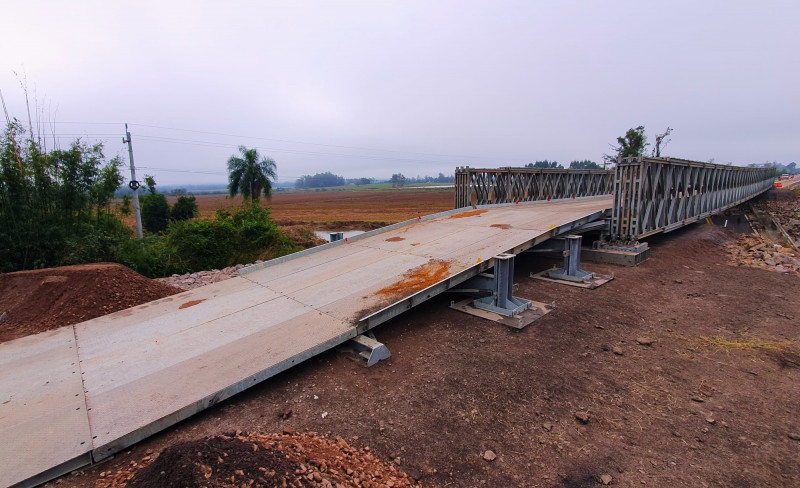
[128,122,499,161]
[42,120,503,162]
[41,120,528,170]
[136,166,228,176]
[47,130,493,165]
[133,134,470,166]
[42,121,124,125]
[49,133,470,167]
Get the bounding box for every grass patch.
[703,335,793,351]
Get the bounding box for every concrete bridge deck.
[0,196,612,488]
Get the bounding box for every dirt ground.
[33,190,799,488]
[0,263,181,343]
[101,431,416,488]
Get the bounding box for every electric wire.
[42,121,503,162]
[133,134,467,165]
[128,122,499,161]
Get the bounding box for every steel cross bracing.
[455,167,613,208]
[610,157,776,240]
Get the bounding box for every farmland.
[166,188,455,229]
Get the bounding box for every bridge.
[0,157,775,487]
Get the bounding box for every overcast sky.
[2,1,798,185]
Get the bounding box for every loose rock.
[575,411,590,424]
[636,337,655,346]
[601,473,613,485]
[482,450,497,462]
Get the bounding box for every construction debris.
[156,263,261,290]
[728,236,800,275]
[728,190,800,275]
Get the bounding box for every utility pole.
[123,123,143,238]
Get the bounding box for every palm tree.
[227,146,277,202]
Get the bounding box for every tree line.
[524,160,603,170]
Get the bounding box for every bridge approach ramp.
[1,196,611,488]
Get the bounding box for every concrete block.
[582,247,650,267]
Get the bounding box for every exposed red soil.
[449,209,487,219]
[374,260,452,299]
[385,237,405,242]
[179,299,206,309]
[491,223,511,229]
[99,431,417,488]
[0,263,181,343]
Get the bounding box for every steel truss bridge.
[454,166,613,208]
[454,158,775,240]
[1,157,776,488]
[611,157,776,239]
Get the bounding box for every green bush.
[167,204,298,272]
[60,217,132,266]
[116,236,186,278]
[117,204,300,278]
[141,192,171,233]
[171,194,198,221]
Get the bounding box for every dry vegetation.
[184,190,452,228]
[117,189,454,237]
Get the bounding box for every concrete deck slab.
[0,327,92,488]
[1,195,613,487]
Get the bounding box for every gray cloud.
[2,0,797,185]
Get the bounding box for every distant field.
[145,188,455,230]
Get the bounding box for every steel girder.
[454,167,614,208]
[610,157,776,240]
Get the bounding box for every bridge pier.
[528,235,615,287]
[449,253,552,329]
[582,238,651,267]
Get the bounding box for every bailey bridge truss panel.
[611,157,776,240]
[454,167,613,208]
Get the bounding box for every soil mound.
[0,263,181,343]
[102,431,418,488]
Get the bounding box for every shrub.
[116,236,186,278]
[60,217,132,266]
[171,194,198,221]
[141,193,171,233]
[162,204,300,273]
